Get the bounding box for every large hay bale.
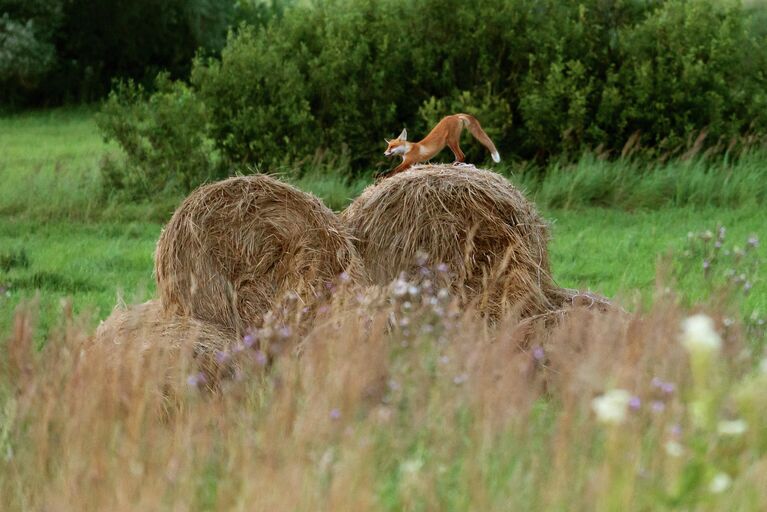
[155,175,366,334]
[341,164,567,317]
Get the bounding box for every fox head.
[383,128,409,157]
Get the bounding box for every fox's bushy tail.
[459,114,501,163]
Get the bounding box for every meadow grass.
[1,109,766,337]
[0,108,766,509]
[2,269,766,511]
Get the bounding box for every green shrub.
[186,0,767,173]
[96,74,221,199]
[191,26,316,168]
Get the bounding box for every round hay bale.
[155,175,366,334]
[92,299,238,401]
[94,299,234,354]
[341,164,567,317]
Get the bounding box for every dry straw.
[93,299,236,372]
[155,175,367,334]
[342,164,569,317]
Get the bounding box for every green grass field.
[2,109,767,511]
[1,109,765,338]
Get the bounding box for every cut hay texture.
[92,299,237,387]
[93,299,233,355]
[155,175,366,334]
[342,164,568,317]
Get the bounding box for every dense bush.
[0,0,286,107]
[188,0,767,171]
[96,74,222,199]
[97,0,767,192]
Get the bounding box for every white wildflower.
[592,389,632,425]
[717,419,748,436]
[680,314,722,355]
[400,458,423,475]
[664,440,684,458]
[391,278,409,297]
[709,472,732,494]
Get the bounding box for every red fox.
[382,113,500,176]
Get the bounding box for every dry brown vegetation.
[1,166,765,511]
[2,284,765,511]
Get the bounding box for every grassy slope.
[1,109,765,338]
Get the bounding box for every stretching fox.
[382,113,500,176]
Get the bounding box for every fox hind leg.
[448,141,465,163]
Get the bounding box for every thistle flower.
[592,389,632,425]
[214,350,229,365]
[680,314,722,355]
[392,278,409,298]
[186,372,206,387]
[254,350,268,366]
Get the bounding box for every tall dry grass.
[1,275,765,511]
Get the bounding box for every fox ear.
[397,128,407,141]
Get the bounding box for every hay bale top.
[342,164,565,316]
[155,174,366,333]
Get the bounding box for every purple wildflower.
[532,346,545,362]
[278,326,292,339]
[243,333,256,348]
[339,271,351,282]
[661,382,676,395]
[629,396,642,411]
[651,401,666,413]
[214,349,229,365]
[747,235,759,248]
[186,372,206,387]
[330,408,341,420]
[436,263,449,273]
[254,350,268,366]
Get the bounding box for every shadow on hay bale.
[341,164,569,317]
[155,175,367,334]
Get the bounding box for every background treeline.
[7,0,767,196]
[0,0,285,106]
